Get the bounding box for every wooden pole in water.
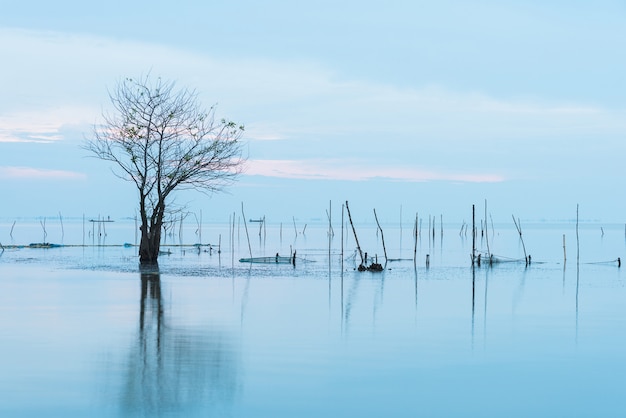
[440,214,443,240]
[341,203,344,272]
[484,200,490,260]
[433,215,437,246]
[293,216,298,237]
[345,201,364,266]
[41,217,47,243]
[428,215,432,247]
[59,212,64,241]
[373,208,388,264]
[576,204,580,265]
[413,212,418,265]
[472,205,476,265]
[563,234,567,265]
[512,215,528,265]
[241,202,252,259]
[328,200,332,265]
[232,212,236,267]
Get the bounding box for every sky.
[1,0,626,226]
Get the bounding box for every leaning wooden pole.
[512,214,528,265]
[373,208,388,264]
[345,201,364,265]
[241,202,253,259]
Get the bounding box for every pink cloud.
[0,166,87,180]
[245,159,504,183]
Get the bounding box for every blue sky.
[2,1,626,225]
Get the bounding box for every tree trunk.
[139,224,160,264]
[139,209,163,265]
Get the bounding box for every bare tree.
[86,75,245,265]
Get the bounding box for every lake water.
[1,218,625,417]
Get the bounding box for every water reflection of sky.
[0,223,625,417]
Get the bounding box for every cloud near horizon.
[0,105,95,144]
[0,166,87,180]
[245,159,505,183]
[4,28,626,148]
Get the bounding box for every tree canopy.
[86,75,245,264]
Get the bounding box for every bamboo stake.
[326,205,335,237]
[59,212,64,240]
[512,215,528,265]
[413,212,418,265]
[40,218,47,242]
[345,201,364,266]
[428,215,431,248]
[328,201,332,265]
[472,205,475,265]
[419,217,422,241]
[241,202,252,258]
[341,203,344,272]
[484,200,490,260]
[373,208,388,264]
[576,204,580,265]
[563,234,566,264]
[433,215,437,243]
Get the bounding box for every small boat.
[239,255,295,264]
[28,243,63,249]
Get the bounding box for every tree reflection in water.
[119,268,239,416]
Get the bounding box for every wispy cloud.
[0,166,87,180]
[246,159,504,183]
[0,106,95,144]
[2,27,626,186]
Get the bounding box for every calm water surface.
[0,220,625,417]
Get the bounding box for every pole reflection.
[118,268,239,416]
